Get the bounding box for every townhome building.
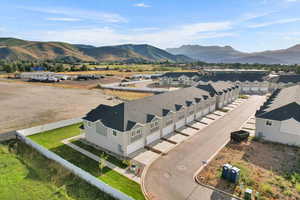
[196,81,240,109]
[269,74,300,89]
[255,85,300,146]
[83,85,237,158]
[159,72,202,86]
[198,72,270,94]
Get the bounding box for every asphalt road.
[144,96,266,200]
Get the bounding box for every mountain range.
[1,37,300,64]
[166,45,300,64]
[0,38,191,63]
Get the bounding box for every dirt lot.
[198,139,300,200]
[0,81,121,133]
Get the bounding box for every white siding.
[127,139,144,155]
[162,124,174,136]
[146,131,160,144]
[175,119,185,129]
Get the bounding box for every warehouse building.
[255,85,300,146]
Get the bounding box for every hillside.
[0,38,96,61]
[0,38,192,63]
[167,44,300,64]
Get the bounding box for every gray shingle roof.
[256,85,300,122]
[199,73,267,82]
[84,87,211,131]
[161,72,201,78]
[197,81,238,95]
[274,75,300,83]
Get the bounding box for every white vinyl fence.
[18,117,83,136]
[16,119,134,200]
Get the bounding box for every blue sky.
[1,0,300,52]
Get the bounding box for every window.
[113,130,117,136]
[150,121,160,132]
[96,122,107,136]
[86,121,92,127]
[266,121,272,126]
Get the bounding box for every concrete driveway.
[144,95,266,200]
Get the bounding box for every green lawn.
[0,140,116,200]
[28,124,145,200]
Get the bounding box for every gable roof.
[84,87,211,131]
[274,74,300,83]
[197,81,238,95]
[161,72,201,78]
[256,85,300,122]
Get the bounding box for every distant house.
[269,74,300,89]
[198,72,270,94]
[197,82,240,109]
[83,85,240,157]
[255,85,300,146]
[159,72,202,86]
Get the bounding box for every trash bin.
[230,167,240,184]
[221,164,232,180]
[244,188,252,200]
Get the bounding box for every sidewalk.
[62,137,141,183]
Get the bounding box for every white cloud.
[133,3,151,8]
[46,17,81,22]
[241,11,275,21]
[22,21,234,48]
[20,6,127,23]
[248,18,300,28]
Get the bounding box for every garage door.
[209,105,215,112]
[162,124,174,136]
[251,87,258,91]
[203,107,210,116]
[260,87,268,92]
[218,102,223,108]
[146,131,160,144]
[243,87,250,91]
[195,111,202,119]
[175,119,185,129]
[127,139,144,155]
[186,115,194,124]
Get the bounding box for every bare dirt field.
[0,81,121,133]
[198,139,300,200]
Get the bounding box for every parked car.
[230,130,250,142]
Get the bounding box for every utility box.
[230,167,240,184]
[221,164,232,180]
[244,188,253,200]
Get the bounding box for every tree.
[80,64,88,71]
[98,153,108,175]
[296,66,300,74]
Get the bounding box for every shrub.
[296,183,300,193]
[260,183,274,196]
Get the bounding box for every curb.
[194,175,242,200]
[192,96,265,200]
[140,97,245,200]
